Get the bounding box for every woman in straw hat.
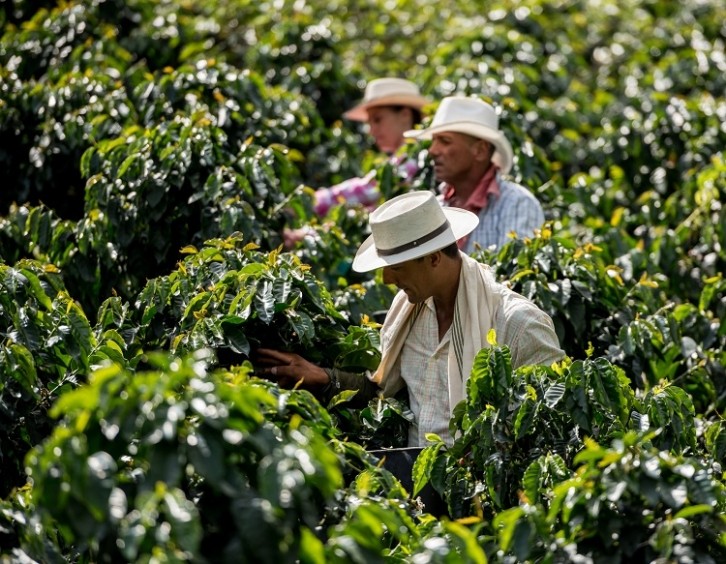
[259,191,564,448]
[311,77,430,216]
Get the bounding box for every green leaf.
[51,366,120,418]
[26,208,53,249]
[186,428,225,485]
[493,506,525,552]
[66,299,95,369]
[3,267,29,297]
[586,357,632,421]
[85,451,117,520]
[522,459,543,504]
[228,290,253,320]
[327,389,358,409]
[673,504,715,519]
[253,279,275,323]
[4,343,39,396]
[441,520,488,563]
[544,382,566,408]
[513,519,534,561]
[182,292,213,324]
[117,154,138,178]
[221,318,251,355]
[273,273,292,306]
[162,488,202,553]
[705,421,726,462]
[412,444,443,496]
[298,527,326,564]
[286,309,315,344]
[513,395,537,439]
[660,482,688,508]
[468,346,513,410]
[90,340,127,366]
[80,146,96,177]
[239,263,266,277]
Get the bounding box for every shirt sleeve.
[312,156,420,216]
[497,294,565,368]
[313,170,379,216]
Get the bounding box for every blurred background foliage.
[1,0,725,560]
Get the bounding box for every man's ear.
[428,250,443,268]
[474,140,493,162]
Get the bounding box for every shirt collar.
[442,165,500,215]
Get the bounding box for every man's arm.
[497,296,565,369]
[255,348,381,407]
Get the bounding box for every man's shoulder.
[498,175,540,202]
[492,284,565,365]
[495,284,547,319]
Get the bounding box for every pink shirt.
[442,165,500,250]
[314,156,420,216]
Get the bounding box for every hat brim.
[343,94,431,122]
[352,206,479,272]
[404,122,514,174]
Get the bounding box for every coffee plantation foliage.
[1,0,725,560]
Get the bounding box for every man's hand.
[254,348,330,389]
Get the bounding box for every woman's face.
[366,106,415,154]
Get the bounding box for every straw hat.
[404,96,514,174]
[343,78,430,122]
[352,191,479,272]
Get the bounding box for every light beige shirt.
[400,299,452,446]
[371,253,565,448]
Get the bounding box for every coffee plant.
[1,0,725,561]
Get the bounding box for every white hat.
[404,96,514,174]
[343,78,430,122]
[352,191,479,272]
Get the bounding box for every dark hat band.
[376,220,450,256]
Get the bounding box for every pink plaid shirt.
[313,156,420,216]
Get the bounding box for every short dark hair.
[389,105,423,125]
[415,242,459,263]
[440,242,459,257]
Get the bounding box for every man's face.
[382,257,433,304]
[428,131,488,185]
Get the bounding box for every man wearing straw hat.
[257,191,563,447]
[404,96,545,252]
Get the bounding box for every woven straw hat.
[404,96,514,174]
[343,78,430,122]
[352,191,478,272]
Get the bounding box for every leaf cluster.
[12,352,352,561]
[1,0,726,561]
[414,345,726,560]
